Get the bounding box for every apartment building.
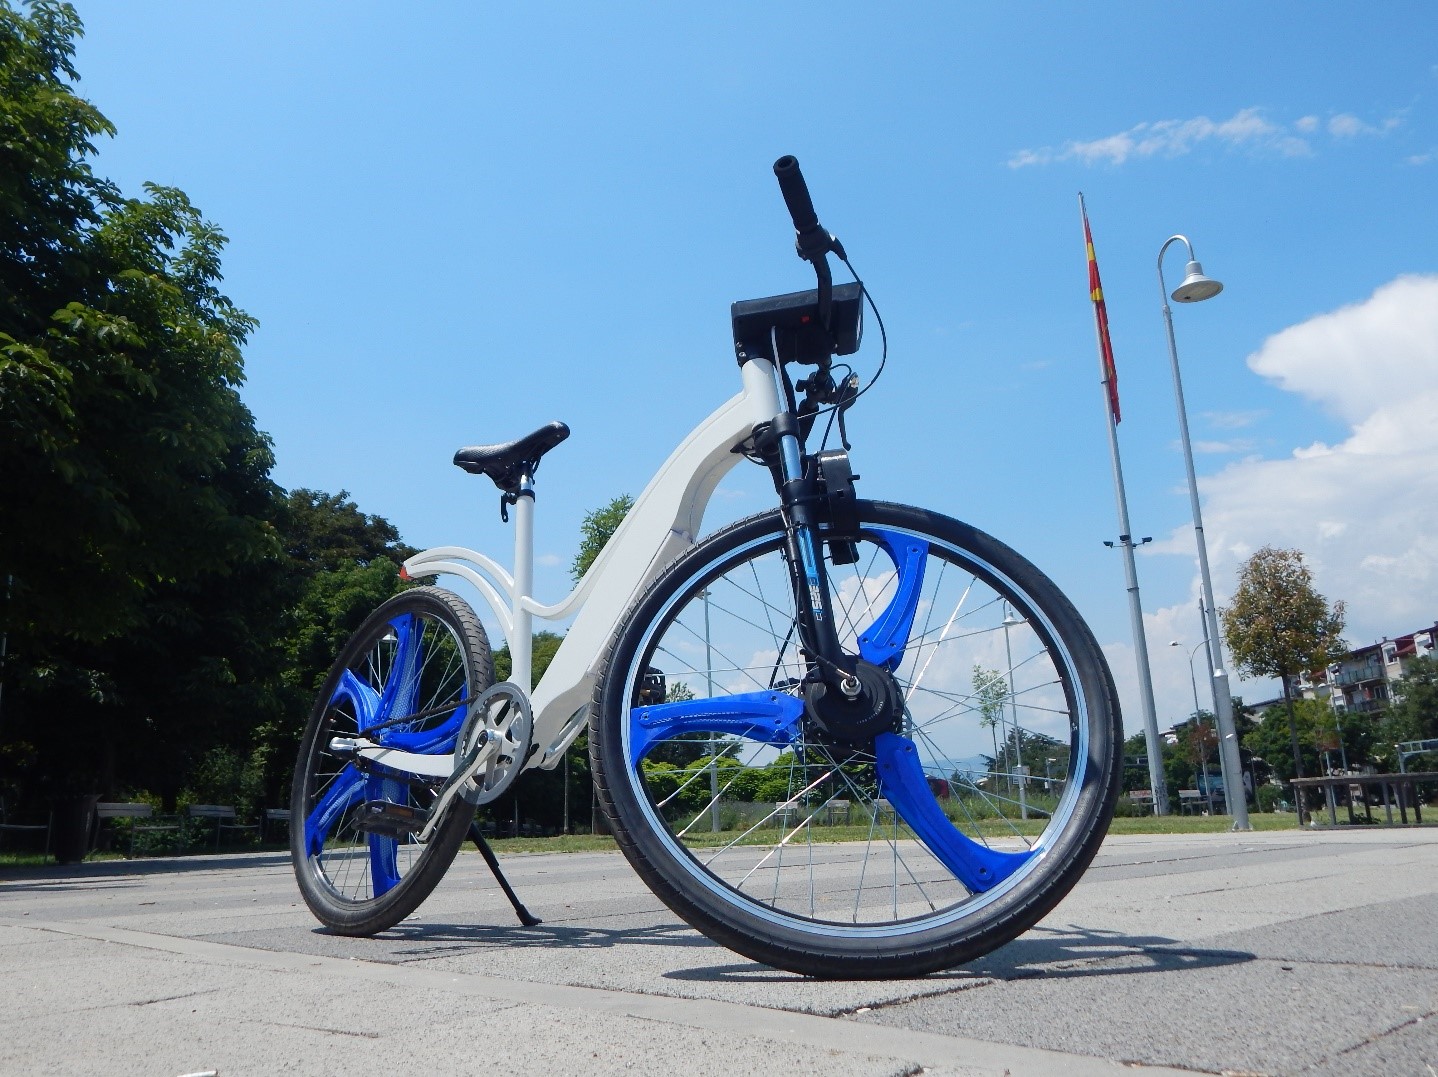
[1292,622,1438,714]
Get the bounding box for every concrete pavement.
[2,827,1436,1076]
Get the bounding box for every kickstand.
[469,821,542,927]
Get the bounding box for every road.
[3,827,1436,1075]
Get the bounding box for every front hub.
[803,659,905,745]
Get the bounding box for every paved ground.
[2,827,1436,1076]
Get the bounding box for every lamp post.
[1158,235,1251,830]
[1001,602,1028,819]
[1171,638,1216,814]
[703,588,720,832]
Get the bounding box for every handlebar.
[773,155,843,263]
[773,155,820,237]
[773,154,844,333]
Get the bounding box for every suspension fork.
[763,365,848,690]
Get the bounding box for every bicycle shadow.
[358,917,715,960]
[661,922,1256,984]
[361,916,1255,987]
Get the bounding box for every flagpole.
[1080,193,1170,816]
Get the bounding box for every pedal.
[357,800,430,840]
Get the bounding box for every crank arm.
[417,730,495,843]
[329,736,455,780]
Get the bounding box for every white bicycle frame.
[394,356,783,780]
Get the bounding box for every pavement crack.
[1319,1008,1438,1065]
[130,987,224,1007]
[279,1023,383,1039]
[828,978,994,1018]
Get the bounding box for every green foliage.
[1380,654,1438,749]
[492,630,564,686]
[179,745,265,818]
[571,494,634,584]
[1222,546,1346,800]
[1241,698,1373,783]
[0,2,291,807]
[1222,547,1347,684]
[1256,784,1285,813]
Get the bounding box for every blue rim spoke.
[305,763,365,858]
[856,529,928,670]
[629,691,803,765]
[875,732,1029,892]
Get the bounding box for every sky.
[66,2,1438,738]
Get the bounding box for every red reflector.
[398,566,411,581]
[800,315,810,324]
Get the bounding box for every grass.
[0,810,1395,869]
[471,811,1305,856]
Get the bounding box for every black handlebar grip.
[773,155,820,235]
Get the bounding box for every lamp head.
[1172,260,1223,303]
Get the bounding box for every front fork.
[762,373,851,695]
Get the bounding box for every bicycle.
[291,156,1123,978]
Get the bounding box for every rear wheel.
[591,502,1122,978]
[291,586,492,935]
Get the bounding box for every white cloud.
[1159,275,1438,669]
[1101,597,1256,737]
[1192,438,1255,455]
[1010,107,1401,168]
[1245,274,1438,424]
[1203,409,1266,430]
[1328,112,1402,138]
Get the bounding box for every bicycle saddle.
[453,421,570,491]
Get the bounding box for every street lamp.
[1171,638,1216,814]
[702,588,720,833]
[1158,235,1251,830]
[1001,602,1027,819]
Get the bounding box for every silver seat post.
[510,470,536,691]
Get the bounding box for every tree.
[1222,547,1346,821]
[1179,713,1220,809]
[0,3,298,805]
[571,494,634,584]
[1380,654,1438,759]
[1,3,271,645]
[972,665,1008,785]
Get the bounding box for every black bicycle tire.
[291,585,493,935]
[590,501,1122,978]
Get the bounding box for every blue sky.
[70,3,1438,734]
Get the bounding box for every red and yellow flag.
[1081,197,1121,423]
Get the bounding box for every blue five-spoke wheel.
[291,586,492,935]
[591,502,1122,979]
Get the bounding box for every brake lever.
[835,373,860,451]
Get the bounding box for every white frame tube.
[402,357,783,772]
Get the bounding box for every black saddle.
[453,421,570,492]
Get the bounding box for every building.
[1291,622,1437,714]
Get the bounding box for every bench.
[263,808,292,842]
[1290,772,1437,827]
[0,797,51,855]
[186,804,259,852]
[774,799,802,829]
[94,802,181,857]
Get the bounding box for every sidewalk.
[3,828,1436,1075]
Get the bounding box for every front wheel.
[590,502,1122,978]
